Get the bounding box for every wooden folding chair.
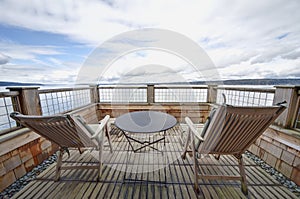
[182,104,286,195]
[10,112,113,181]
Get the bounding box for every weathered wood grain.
[11,126,298,199]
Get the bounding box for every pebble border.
[245,151,300,197]
[0,155,57,199]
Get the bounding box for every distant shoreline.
[0,82,43,87]
[1,78,300,88]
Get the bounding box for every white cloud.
[0,53,10,65]
[0,42,62,60]
[0,63,79,83]
[0,41,82,83]
[219,57,300,79]
[0,0,299,83]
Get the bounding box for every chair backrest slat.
[10,113,98,148]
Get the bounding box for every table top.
[115,111,177,133]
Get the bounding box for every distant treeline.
[0,81,43,86]
[190,79,300,85]
[1,79,300,87]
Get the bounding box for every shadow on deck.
[12,126,298,199]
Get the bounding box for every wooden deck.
[12,125,298,199]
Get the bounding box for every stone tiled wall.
[0,136,58,191]
[248,127,300,186]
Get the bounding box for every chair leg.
[98,151,102,181]
[97,139,104,181]
[105,125,113,153]
[237,155,248,195]
[181,129,191,159]
[107,133,113,153]
[55,150,63,181]
[214,154,220,160]
[78,147,85,154]
[179,124,185,146]
[193,156,200,194]
[191,136,200,194]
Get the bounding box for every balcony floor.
[12,125,298,199]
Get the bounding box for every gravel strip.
[0,155,57,199]
[245,151,300,197]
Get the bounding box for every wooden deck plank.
[103,153,127,197]
[168,129,189,199]
[176,156,195,199]
[201,157,239,199]
[214,155,251,198]
[87,165,112,198]
[138,152,148,199]
[85,142,121,198]
[217,159,248,199]
[102,152,125,197]
[108,162,126,199]
[101,148,120,197]
[167,129,183,199]
[243,163,282,198]
[11,160,56,199]
[72,171,98,199]
[66,159,98,198]
[10,126,299,199]
[109,137,135,199]
[134,147,148,198]
[52,155,95,198]
[32,170,65,199]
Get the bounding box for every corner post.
[90,84,100,103]
[147,84,155,104]
[273,85,300,128]
[7,87,42,115]
[207,85,217,104]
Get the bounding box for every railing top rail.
[155,85,208,89]
[216,86,275,93]
[38,87,92,94]
[0,91,19,98]
[98,85,208,89]
[99,86,147,89]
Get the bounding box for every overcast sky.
[0,0,299,84]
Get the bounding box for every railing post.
[89,84,100,103]
[147,84,155,104]
[11,93,22,113]
[273,85,299,128]
[207,85,217,103]
[7,87,42,115]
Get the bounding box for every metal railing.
[154,86,207,103]
[98,85,208,103]
[216,87,275,106]
[0,91,21,134]
[99,86,148,103]
[1,84,298,134]
[39,87,92,116]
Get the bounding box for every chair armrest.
[185,117,204,142]
[91,115,110,139]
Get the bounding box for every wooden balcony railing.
[216,86,275,106]
[39,87,92,116]
[1,84,300,134]
[98,85,208,103]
